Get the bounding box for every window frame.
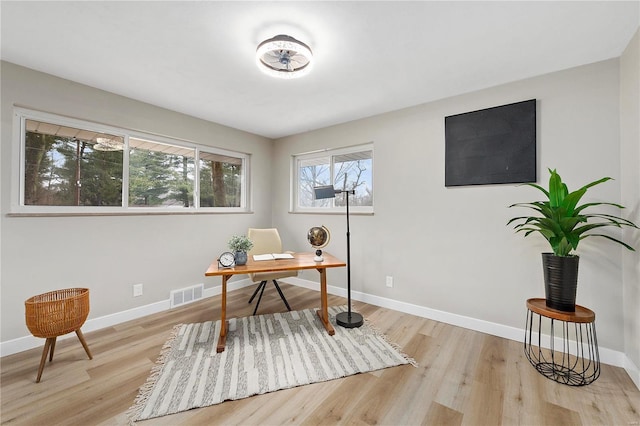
[11,107,250,215]
[291,142,374,214]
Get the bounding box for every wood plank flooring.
[2,284,639,425]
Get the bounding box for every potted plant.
[228,235,254,266]
[508,168,638,311]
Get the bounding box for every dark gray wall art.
[445,99,536,186]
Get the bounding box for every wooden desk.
[205,252,346,353]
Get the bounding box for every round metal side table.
[524,298,600,386]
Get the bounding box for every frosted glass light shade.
[256,34,313,79]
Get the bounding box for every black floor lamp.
[314,184,364,328]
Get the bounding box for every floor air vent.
[170,283,204,308]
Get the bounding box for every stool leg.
[36,338,55,383]
[75,329,93,360]
[49,337,57,362]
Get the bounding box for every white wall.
[2,51,636,371]
[620,29,640,387]
[273,58,630,352]
[0,62,273,342]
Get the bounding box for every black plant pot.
[542,253,579,312]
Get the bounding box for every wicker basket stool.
[25,288,93,383]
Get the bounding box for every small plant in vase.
[508,168,638,311]
[228,235,253,265]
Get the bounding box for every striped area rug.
[128,305,414,423]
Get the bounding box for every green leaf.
[580,233,636,251]
[561,188,586,215]
[521,182,549,198]
[582,213,639,227]
[507,168,639,255]
[574,201,626,215]
[554,237,573,256]
[558,216,582,232]
[548,169,562,208]
[579,176,613,192]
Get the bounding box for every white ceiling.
[2,1,639,139]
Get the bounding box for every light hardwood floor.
[2,284,639,425]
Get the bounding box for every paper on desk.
[253,253,294,261]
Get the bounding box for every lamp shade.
[314,185,336,200]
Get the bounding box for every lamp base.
[336,311,363,328]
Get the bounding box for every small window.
[293,143,373,212]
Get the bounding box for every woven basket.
[25,288,90,338]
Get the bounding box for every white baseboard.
[286,277,525,339]
[624,356,640,390]
[0,278,253,357]
[2,276,638,391]
[286,277,633,380]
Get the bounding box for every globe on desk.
[307,226,330,262]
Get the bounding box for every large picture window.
[293,143,373,212]
[15,108,249,214]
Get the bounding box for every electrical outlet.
[133,283,143,297]
[386,276,394,288]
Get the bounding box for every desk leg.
[217,274,231,353]
[316,268,335,336]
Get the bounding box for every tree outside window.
[24,120,123,206]
[128,138,195,208]
[199,152,243,208]
[19,112,249,213]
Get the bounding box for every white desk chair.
[247,228,298,315]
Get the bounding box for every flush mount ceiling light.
[256,34,313,79]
